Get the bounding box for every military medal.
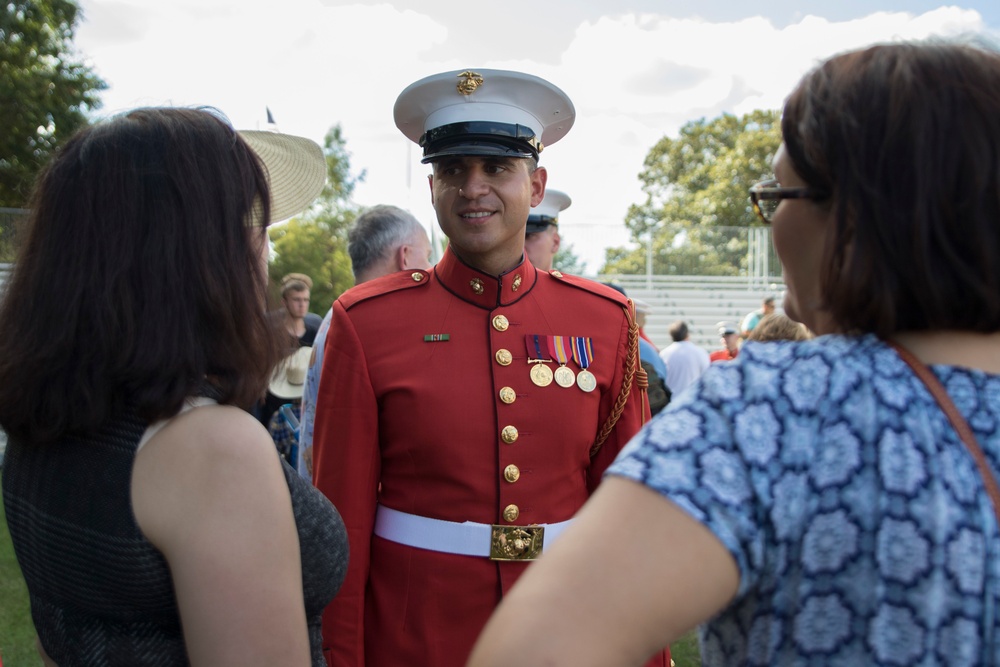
[530,363,553,387]
[547,335,576,388]
[553,366,575,388]
[576,370,596,392]
[525,334,554,387]
[572,336,597,393]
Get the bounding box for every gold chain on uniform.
[590,298,642,457]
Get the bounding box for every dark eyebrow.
[484,156,517,168]
[434,158,464,172]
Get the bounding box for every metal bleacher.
[595,274,785,350]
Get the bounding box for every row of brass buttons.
[494,313,520,522]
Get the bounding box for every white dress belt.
[373,504,573,558]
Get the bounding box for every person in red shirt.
[709,323,740,362]
[312,69,666,667]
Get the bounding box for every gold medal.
[530,363,553,387]
[576,369,597,393]
[554,365,576,388]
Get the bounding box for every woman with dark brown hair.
[469,41,1000,666]
[0,108,348,666]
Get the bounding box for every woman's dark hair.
[0,108,284,443]
[782,40,1000,336]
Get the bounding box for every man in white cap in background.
[312,69,666,667]
[523,188,570,272]
[710,322,741,363]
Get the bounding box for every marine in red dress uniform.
[312,69,670,667]
[709,323,740,363]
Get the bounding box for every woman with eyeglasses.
[468,41,1000,666]
[0,108,348,666]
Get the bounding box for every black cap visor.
[525,215,557,234]
[420,121,541,163]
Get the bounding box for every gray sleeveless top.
[2,403,348,666]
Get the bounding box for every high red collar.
[433,246,538,309]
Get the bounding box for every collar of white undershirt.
[137,396,219,452]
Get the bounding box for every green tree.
[0,0,106,206]
[269,124,365,315]
[602,110,781,275]
[553,242,586,275]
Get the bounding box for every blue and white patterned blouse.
[608,334,1000,666]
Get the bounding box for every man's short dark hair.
[669,321,689,342]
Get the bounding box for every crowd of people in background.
[2,37,1000,667]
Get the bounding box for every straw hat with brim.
[239,131,326,226]
[269,346,313,400]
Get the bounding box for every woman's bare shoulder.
[131,404,288,549]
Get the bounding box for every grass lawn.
[671,630,702,666]
[0,479,42,667]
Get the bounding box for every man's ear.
[552,230,561,254]
[396,244,410,271]
[529,166,547,207]
[428,173,435,205]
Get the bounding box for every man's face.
[763,301,776,315]
[723,333,739,352]
[429,156,546,272]
[283,289,310,319]
[524,224,559,271]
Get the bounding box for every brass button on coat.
[411,272,424,282]
[499,387,516,404]
[492,314,509,331]
[504,464,520,483]
[503,504,520,522]
[495,349,513,366]
[470,278,484,295]
[501,426,519,444]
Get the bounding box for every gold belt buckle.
[490,524,544,561]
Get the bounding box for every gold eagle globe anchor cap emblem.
[456,70,484,95]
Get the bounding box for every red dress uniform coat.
[313,247,666,667]
[709,348,737,363]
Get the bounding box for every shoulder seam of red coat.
[337,270,432,310]
[546,273,630,308]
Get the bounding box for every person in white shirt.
[658,320,709,396]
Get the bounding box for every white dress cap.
[526,189,572,233]
[394,69,575,163]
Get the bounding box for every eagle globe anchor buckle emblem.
[489,525,544,561]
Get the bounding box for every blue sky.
[76,1,998,272]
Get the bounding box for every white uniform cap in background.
[394,69,575,163]
[526,189,572,234]
[632,298,651,316]
[717,322,738,336]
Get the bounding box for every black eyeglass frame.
[749,179,829,223]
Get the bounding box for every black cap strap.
[420,121,542,160]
